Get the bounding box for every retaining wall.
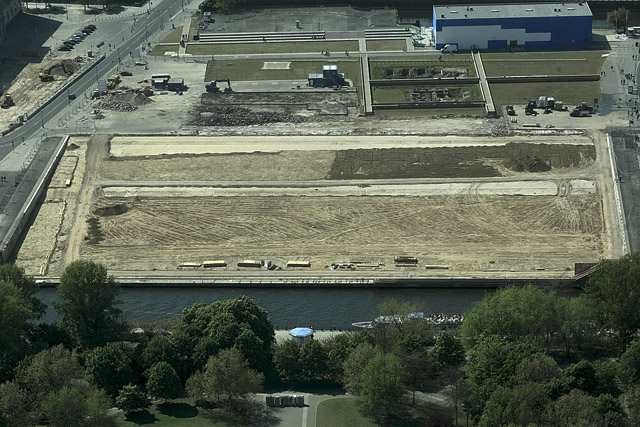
[0,136,68,263]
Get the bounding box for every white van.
[440,44,458,53]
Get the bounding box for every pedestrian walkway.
[472,51,496,116]
[178,16,191,55]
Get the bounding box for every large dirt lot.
[15,133,615,278]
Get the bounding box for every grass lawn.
[374,107,486,118]
[159,26,184,44]
[366,39,407,52]
[188,17,198,41]
[112,400,226,426]
[316,398,378,427]
[490,81,601,108]
[369,59,476,79]
[205,59,361,83]
[187,40,359,55]
[482,51,607,76]
[372,84,482,103]
[151,45,179,56]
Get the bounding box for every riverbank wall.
[36,273,580,289]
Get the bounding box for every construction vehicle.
[39,71,54,82]
[107,74,121,89]
[1,94,14,109]
[570,102,593,117]
[205,79,232,93]
[525,99,537,115]
[506,105,516,116]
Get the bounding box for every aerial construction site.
[2,5,630,284]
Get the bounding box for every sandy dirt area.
[14,134,613,278]
[0,58,83,131]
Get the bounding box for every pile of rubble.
[191,106,306,126]
[94,100,138,112]
[489,122,509,137]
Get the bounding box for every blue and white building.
[433,2,592,50]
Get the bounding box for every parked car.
[58,45,72,51]
[120,71,133,76]
[85,24,96,30]
[83,26,94,33]
[74,32,87,38]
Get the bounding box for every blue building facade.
[433,3,592,50]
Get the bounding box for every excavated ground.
[14,134,610,277]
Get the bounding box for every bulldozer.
[205,79,232,93]
[39,71,54,82]
[1,94,15,109]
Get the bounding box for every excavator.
[1,94,15,109]
[39,71,54,82]
[205,79,232,93]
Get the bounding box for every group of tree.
[0,260,271,425]
[4,251,640,425]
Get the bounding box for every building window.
[571,39,575,43]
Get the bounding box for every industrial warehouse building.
[433,2,592,50]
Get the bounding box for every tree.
[359,352,406,416]
[586,252,640,351]
[187,347,263,409]
[273,339,300,385]
[41,386,87,427]
[85,343,134,397]
[325,334,352,383]
[342,342,378,395]
[53,260,122,348]
[479,383,550,427]
[514,354,561,385]
[172,296,274,377]
[146,361,183,401]
[621,338,640,385]
[557,295,599,357]
[543,389,605,427]
[0,381,34,427]
[116,385,148,414]
[142,335,179,371]
[15,344,84,408]
[431,330,465,369]
[85,388,113,427]
[298,340,328,384]
[466,337,543,418]
[0,281,32,381]
[0,264,45,320]
[460,285,561,348]
[608,7,630,29]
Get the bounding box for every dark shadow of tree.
[124,409,157,424]
[200,400,281,426]
[157,402,199,418]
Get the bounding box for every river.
[36,287,498,330]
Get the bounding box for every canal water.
[36,287,496,330]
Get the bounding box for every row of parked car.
[58,24,97,51]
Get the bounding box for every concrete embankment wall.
[0,136,68,264]
[36,274,578,289]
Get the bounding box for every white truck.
[440,44,458,53]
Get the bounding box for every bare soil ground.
[15,134,611,277]
[0,58,81,131]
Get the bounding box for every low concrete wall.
[0,136,68,263]
[36,273,577,289]
[373,101,485,110]
[487,74,600,84]
[370,77,479,86]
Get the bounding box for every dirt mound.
[67,143,80,150]
[503,156,551,173]
[110,92,152,106]
[94,204,129,217]
[45,59,79,77]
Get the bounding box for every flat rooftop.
[433,2,592,20]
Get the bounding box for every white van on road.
[440,44,458,53]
